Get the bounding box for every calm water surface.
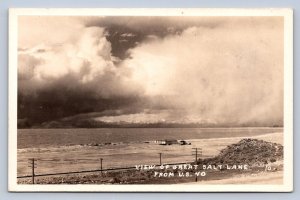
[17,127,283,149]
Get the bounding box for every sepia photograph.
[8,8,293,192]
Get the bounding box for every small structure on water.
[179,140,191,145]
[155,139,191,145]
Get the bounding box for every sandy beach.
[17,130,283,184]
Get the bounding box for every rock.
[107,177,120,184]
[198,138,283,167]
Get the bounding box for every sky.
[17,16,284,126]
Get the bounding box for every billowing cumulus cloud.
[18,20,144,124]
[123,21,283,125]
[18,16,283,127]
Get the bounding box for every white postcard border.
[8,8,293,192]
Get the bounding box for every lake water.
[17,127,283,149]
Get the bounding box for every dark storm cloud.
[18,54,43,80]
[18,70,144,124]
[85,16,222,59]
[85,16,222,31]
[17,25,147,125]
[18,16,284,127]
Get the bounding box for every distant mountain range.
[17,117,283,129]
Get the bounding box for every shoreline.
[17,131,283,184]
[17,129,283,150]
[17,127,283,149]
